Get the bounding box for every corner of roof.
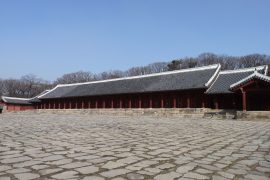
[230,71,270,90]
[37,86,59,99]
[0,96,7,102]
[0,96,30,101]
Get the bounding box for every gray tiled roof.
[206,66,268,94]
[39,64,220,99]
[0,97,32,105]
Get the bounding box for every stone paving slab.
[0,113,270,179]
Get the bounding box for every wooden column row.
[38,92,210,109]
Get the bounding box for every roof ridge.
[220,65,267,74]
[205,64,221,87]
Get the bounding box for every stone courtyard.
[0,113,270,180]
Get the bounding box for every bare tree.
[0,79,3,96]
[147,62,168,73]
[96,70,125,80]
[197,53,220,66]
[20,74,45,97]
[1,79,22,97]
[167,53,270,72]
[54,71,95,84]
[167,60,181,71]
[126,66,148,76]
[238,54,268,68]
[0,75,51,98]
[182,58,198,68]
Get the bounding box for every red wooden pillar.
[58,100,61,109]
[149,95,153,108]
[82,99,84,109]
[214,97,219,109]
[63,100,66,109]
[75,99,78,109]
[111,99,114,108]
[241,88,247,111]
[128,97,132,108]
[69,100,72,109]
[242,92,247,111]
[119,98,123,108]
[102,98,106,108]
[88,98,91,109]
[95,99,98,109]
[53,100,56,109]
[48,100,51,109]
[202,97,205,108]
[138,96,142,108]
[173,95,177,108]
[160,95,164,108]
[187,94,191,108]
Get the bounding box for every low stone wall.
[4,108,270,121]
[8,108,209,118]
[236,111,270,121]
[203,109,237,119]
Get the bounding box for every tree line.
[1,53,270,98]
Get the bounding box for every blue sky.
[0,0,270,81]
